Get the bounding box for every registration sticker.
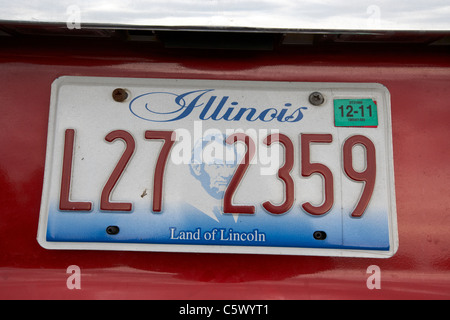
[334,98,379,127]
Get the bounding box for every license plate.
[37,77,398,258]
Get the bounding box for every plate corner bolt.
[309,91,325,106]
[112,88,128,102]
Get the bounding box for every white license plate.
[37,76,398,258]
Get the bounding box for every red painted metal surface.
[1,37,449,299]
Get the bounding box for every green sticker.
[334,99,378,127]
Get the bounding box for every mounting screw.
[309,92,324,106]
[106,226,120,235]
[112,88,128,102]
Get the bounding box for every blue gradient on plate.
[46,200,390,250]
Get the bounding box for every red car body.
[0,32,449,299]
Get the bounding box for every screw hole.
[106,226,120,235]
[313,231,327,240]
